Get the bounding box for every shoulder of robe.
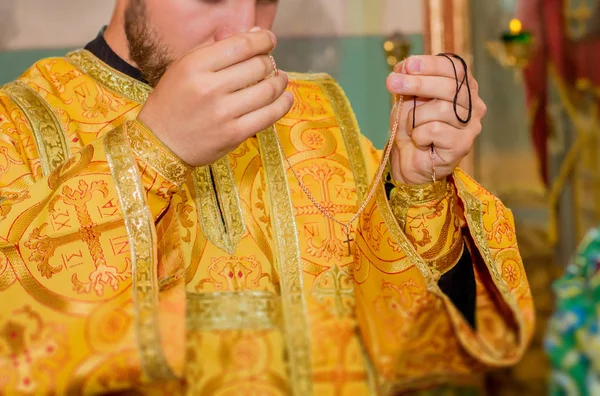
[3,54,97,101]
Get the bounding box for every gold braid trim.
[125,119,191,187]
[314,78,369,202]
[67,49,151,104]
[186,291,282,331]
[428,235,465,276]
[258,127,313,396]
[389,178,449,230]
[2,81,70,176]
[105,126,176,382]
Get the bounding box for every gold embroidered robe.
[0,50,534,395]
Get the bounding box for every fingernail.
[406,58,423,73]
[250,26,262,32]
[389,75,408,91]
[266,30,277,45]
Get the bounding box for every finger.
[193,30,277,72]
[234,91,294,137]
[407,99,470,133]
[411,121,474,158]
[218,55,276,92]
[387,73,472,109]
[389,95,429,128]
[227,71,289,118]
[396,55,467,82]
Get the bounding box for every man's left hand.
[386,55,487,185]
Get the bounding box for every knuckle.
[259,56,272,76]
[413,76,423,92]
[458,142,472,157]
[479,99,488,116]
[214,105,230,122]
[234,36,253,58]
[264,81,279,100]
[412,128,428,146]
[261,30,275,50]
[430,121,444,136]
[195,81,217,98]
[411,132,424,146]
[440,100,453,114]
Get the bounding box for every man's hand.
[139,29,293,167]
[386,55,487,185]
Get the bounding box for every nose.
[214,2,256,41]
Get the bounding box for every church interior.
[1,0,599,394]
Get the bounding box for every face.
[124,0,279,86]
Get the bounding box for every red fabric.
[518,0,600,185]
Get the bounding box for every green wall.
[0,35,422,149]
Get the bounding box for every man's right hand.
[138,29,293,167]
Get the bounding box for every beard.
[124,0,172,87]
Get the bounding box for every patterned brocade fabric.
[0,50,534,395]
[546,225,600,395]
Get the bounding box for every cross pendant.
[343,228,354,256]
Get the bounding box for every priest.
[0,0,534,394]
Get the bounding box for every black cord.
[411,53,473,131]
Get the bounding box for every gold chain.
[269,56,409,255]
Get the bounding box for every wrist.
[388,175,449,231]
[389,144,407,183]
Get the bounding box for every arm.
[354,136,534,391]
[0,91,189,393]
[386,176,476,327]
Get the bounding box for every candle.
[502,18,532,44]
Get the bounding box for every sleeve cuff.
[124,119,192,187]
[388,177,450,230]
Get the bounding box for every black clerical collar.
[84,27,148,84]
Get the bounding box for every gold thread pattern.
[0,266,15,292]
[428,239,465,275]
[4,246,100,315]
[186,291,282,331]
[453,173,528,361]
[389,178,449,231]
[67,50,152,104]
[2,81,70,176]
[258,126,313,396]
[104,126,176,381]
[211,156,246,253]
[315,79,369,202]
[125,119,191,186]
[375,183,439,281]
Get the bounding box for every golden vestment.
[0,50,534,395]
